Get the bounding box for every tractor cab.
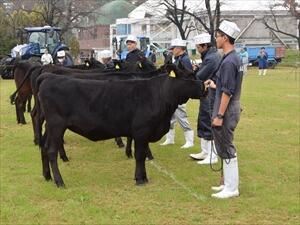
[26,26,60,54]
[10,26,72,65]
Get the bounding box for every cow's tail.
[9,64,42,105]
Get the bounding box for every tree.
[68,35,80,58]
[0,3,43,54]
[151,0,221,44]
[9,0,109,36]
[263,0,300,49]
[184,0,221,46]
[162,0,195,40]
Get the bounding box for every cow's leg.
[15,96,20,124]
[16,96,26,124]
[40,130,51,181]
[134,140,148,185]
[30,105,39,145]
[27,94,32,112]
[47,126,65,187]
[146,146,154,160]
[126,137,133,158]
[115,137,125,148]
[59,138,69,162]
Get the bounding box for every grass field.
[0,66,299,225]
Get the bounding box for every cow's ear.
[169,70,176,77]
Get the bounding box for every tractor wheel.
[0,56,14,79]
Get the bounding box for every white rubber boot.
[160,129,175,145]
[197,141,218,164]
[189,139,208,160]
[181,130,194,149]
[211,157,239,199]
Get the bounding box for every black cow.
[37,72,207,187]
[28,59,160,161]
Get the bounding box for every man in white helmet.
[204,20,243,199]
[160,38,194,149]
[125,35,145,63]
[56,50,72,67]
[189,33,221,165]
[100,50,114,69]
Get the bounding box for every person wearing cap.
[56,50,72,67]
[204,20,243,199]
[189,33,222,165]
[41,48,53,65]
[100,50,114,69]
[125,35,145,63]
[160,38,194,149]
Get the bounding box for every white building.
[112,0,299,49]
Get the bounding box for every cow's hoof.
[44,173,52,181]
[55,181,65,188]
[118,143,125,148]
[60,156,69,162]
[33,139,39,145]
[135,178,148,186]
[147,156,154,161]
[126,150,133,158]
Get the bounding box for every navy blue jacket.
[174,52,192,70]
[196,47,221,81]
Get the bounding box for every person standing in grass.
[160,38,194,149]
[189,33,221,165]
[240,47,249,76]
[257,47,268,76]
[205,20,243,199]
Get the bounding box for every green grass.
[1,67,299,225]
[280,49,300,67]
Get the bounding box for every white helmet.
[126,35,137,43]
[57,50,65,57]
[218,20,240,39]
[169,38,187,49]
[100,50,112,58]
[194,33,211,45]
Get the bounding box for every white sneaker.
[211,185,225,192]
[197,156,218,165]
[189,152,207,160]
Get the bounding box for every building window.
[117,24,131,35]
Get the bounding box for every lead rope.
[207,87,223,172]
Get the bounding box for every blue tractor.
[0,25,73,79]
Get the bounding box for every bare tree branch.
[263,0,300,48]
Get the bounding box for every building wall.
[78,25,110,53]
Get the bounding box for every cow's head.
[164,61,196,80]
